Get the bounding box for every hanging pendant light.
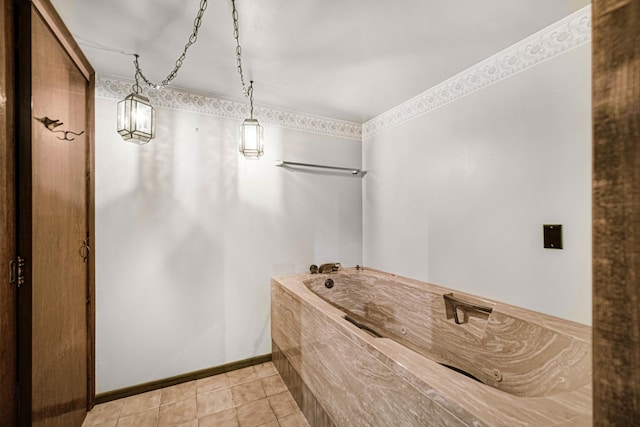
[115,1,208,144]
[117,55,156,144]
[232,0,264,159]
[238,81,263,158]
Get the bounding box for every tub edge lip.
[274,267,592,342]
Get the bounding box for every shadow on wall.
[95,101,362,392]
[96,117,228,390]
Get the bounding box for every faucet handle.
[310,264,319,274]
[317,263,343,273]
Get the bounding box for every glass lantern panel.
[244,125,257,150]
[135,102,153,134]
[117,98,133,139]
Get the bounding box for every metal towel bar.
[275,160,366,177]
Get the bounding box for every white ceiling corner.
[363,5,592,139]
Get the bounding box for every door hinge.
[79,239,91,263]
[9,257,25,287]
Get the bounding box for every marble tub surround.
[272,341,336,427]
[271,268,592,426]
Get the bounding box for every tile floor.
[82,362,310,427]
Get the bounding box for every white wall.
[94,9,591,393]
[95,98,362,392]
[363,44,592,324]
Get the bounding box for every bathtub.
[271,267,591,426]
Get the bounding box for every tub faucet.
[317,263,343,274]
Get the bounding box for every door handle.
[9,257,25,287]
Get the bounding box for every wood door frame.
[1,0,17,424]
[14,0,95,424]
[14,0,34,420]
[86,67,96,417]
[592,0,640,423]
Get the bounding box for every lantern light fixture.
[117,55,156,144]
[238,81,264,158]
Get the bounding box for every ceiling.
[50,0,590,123]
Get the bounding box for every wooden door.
[15,1,95,425]
[1,0,17,424]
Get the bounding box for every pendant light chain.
[133,54,143,94]
[248,81,254,119]
[134,0,209,89]
[231,0,249,97]
[232,0,263,159]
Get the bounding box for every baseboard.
[94,353,272,404]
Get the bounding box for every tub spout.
[318,263,343,273]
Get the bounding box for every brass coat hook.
[53,130,85,141]
[35,116,85,141]
[37,116,64,130]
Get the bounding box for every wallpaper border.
[96,76,363,141]
[362,5,592,140]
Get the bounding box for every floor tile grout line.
[86,365,301,427]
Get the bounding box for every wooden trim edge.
[94,354,272,404]
[30,0,94,79]
[15,0,34,421]
[86,73,96,411]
